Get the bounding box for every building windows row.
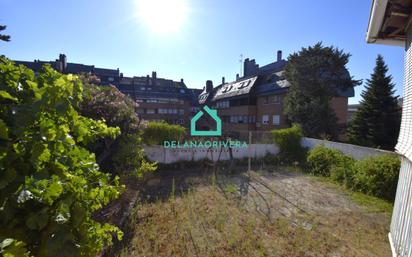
[138,108,185,115]
[135,98,185,104]
[263,95,280,104]
[216,100,230,109]
[262,115,281,125]
[228,115,256,124]
[160,108,185,115]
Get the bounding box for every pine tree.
[348,55,401,150]
[284,43,360,139]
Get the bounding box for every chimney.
[151,71,157,85]
[222,76,225,84]
[243,58,249,77]
[277,50,282,62]
[236,74,240,81]
[206,80,213,92]
[180,78,184,83]
[59,54,67,71]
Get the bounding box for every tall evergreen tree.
[284,43,360,139]
[348,55,401,150]
[0,25,10,42]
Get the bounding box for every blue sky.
[0,0,405,104]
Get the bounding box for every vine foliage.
[0,57,123,257]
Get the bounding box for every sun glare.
[135,0,189,35]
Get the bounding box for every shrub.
[352,154,400,201]
[78,79,156,178]
[330,156,356,187]
[143,121,186,145]
[307,145,354,177]
[0,58,122,256]
[271,124,306,164]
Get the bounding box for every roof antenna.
[239,54,243,77]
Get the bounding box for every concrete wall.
[301,137,396,160]
[144,137,395,164]
[144,144,279,164]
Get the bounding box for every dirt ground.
[112,165,392,257]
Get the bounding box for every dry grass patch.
[116,168,391,257]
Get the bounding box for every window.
[217,100,229,109]
[272,95,280,103]
[263,97,269,104]
[136,109,144,114]
[146,109,155,114]
[158,108,168,114]
[230,116,238,123]
[108,77,114,82]
[177,119,184,124]
[273,115,280,125]
[147,99,157,103]
[179,109,184,115]
[248,115,256,123]
[262,115,269,125]
[180,89,185,93]
[140,86,146,90]
[136,99,144,103]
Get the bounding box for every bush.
[352,154,400,201]
[307,145,354,177]
[330,156,356,187]
[79,79,156,178]
[271,124,306,165]
[143,121,186,145]
[0,58,122,256]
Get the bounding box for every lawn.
[112,166,392,257]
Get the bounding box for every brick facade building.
[14,52,354,138]
[14,54,201,127]
[197,51,354,139]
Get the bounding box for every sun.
[135,0,189,35]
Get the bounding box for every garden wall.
[301,137,396,160]
[144,137,395,164]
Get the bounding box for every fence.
[389,157,412,257]
[144,131,394,164]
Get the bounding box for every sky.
[0,0,406,104]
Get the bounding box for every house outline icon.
[190,105,222,136]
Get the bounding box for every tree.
[0,25,10,42]
[284,42,360,139]
[0,58,123,257]
[78,74,156,178]
[348,55,401,150]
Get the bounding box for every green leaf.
[0,90,17,102]
[0,119,8,140]
[26,208,49,230]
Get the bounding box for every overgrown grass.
[310,175,393,213]
[119,186,339,257]
[116,170,391,257]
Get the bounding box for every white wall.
[301,137,396,160]
[144,137,395,164]
[144,144,279,164]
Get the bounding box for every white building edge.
[367,0,412,256]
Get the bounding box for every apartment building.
[14,52,354,135]
[117,72,201,127]
[14,54,201,127]
[198,51,355,139]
